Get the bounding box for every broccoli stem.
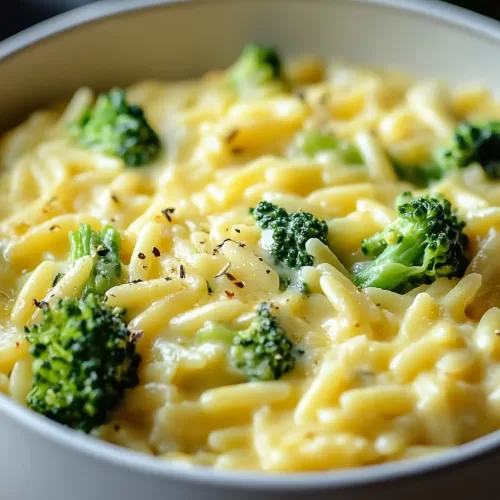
[355,227,427,290]
[69,223,122,297]
[195,323,236,345]
[296,130,363,164]
[69,223,92,262]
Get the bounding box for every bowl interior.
[2,0,500,490]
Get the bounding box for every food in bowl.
[1,43,500,472]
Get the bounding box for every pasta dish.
[1,44,500,472]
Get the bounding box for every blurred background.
[1,0,500,42]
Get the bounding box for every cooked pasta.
[2,46,500,473]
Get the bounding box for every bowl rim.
[2,0,500,490]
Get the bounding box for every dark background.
[1,0,500,41]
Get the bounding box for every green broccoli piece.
[250,201,328,269]
[353,192,469,293]
[196,302,297,381]
[25,294,141,433]
[297,280,311,296]
[70,88,161,167]
[69,223,122,297]
[295,130,363,164]
[229,43,285,90]
[279,274,311,296]
[438,121,500,179]
[390,122,500,186]
[392,159,444,188]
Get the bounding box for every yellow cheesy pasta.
[2,44,500,473]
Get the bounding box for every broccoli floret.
[69,223,122,297]
[250,201,328,269]
[438,121,500,179]
[392,159,444,188]
[196,302,297,381]
[390,122,500,186]
[353,192,469,293]
[70,89,161,167]
[229,43,285,90]
[25,294,141,433]
[295,130,363,164]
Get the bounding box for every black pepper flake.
[234,281,245,289]
[114,425,121,432]
[258,257,263,262]
[111,194,119,203]
[230,147,244,155]
[234,228,241,233]
[161,207,175,222]
[152,247,161,257]
[179,264,185,279]
[225,129,240,143]
[266,269,271,274]
[165,277,172,281]
[142,265,148,270]
[376,303,381,307]
[213,238,245,255]
[130,330,144,343]
[49,224,59,232]
[137,252,146,260]
[32,298,47,308]
[495,330,500,336]
[226,273,236,282]
[130,279,143,284]
[96,247,109,257]
[52,273,64,287]
[224,290,235,298]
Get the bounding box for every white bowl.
[1,1,500,498]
